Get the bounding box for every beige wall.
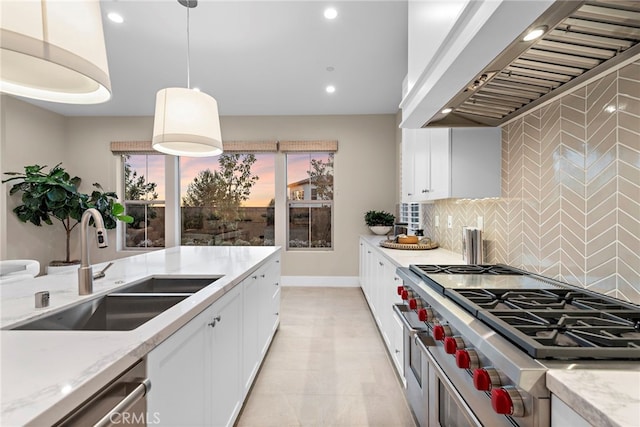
[422,59,640,304]
[2,106,398,278]
[1,95,69,273]
[217,115,398,277]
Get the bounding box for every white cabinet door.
[401,129,415,203]
[148,285,244,427]
[551,395,590,427]
[210,285,243,427]
[402,126,501,202]
[147,304,213,426]
[391,309,405,381]
[242,274,260,396]
[429,128,451,200]
[412,129,431,200]
[259,259,281,356]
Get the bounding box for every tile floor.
[236,287,416,427]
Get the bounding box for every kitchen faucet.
[78,208,108,295]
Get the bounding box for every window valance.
[111,139,337,155]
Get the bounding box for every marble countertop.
[362,235,640,427]
[547,369,640,427]
[0,245,280,426]
[360,235,464,266]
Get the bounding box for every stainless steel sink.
[115,277,220,294]
[10,294,188,331]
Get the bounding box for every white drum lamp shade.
[152,87,223,157]
[0,0,111,104]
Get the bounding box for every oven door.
[415,335,482,427]
[393,304,428,427]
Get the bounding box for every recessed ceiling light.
[107,12,124,24]
[523,26,547,42]
[326,85,336,94]
[324,7,338,20]
[441,107,453,114]
[326,66,335,72]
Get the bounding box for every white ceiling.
[24,0,408,117]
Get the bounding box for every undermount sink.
[10,294,188,331]
[115,277,220,294]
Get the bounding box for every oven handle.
[416,338,483,427]
[392,304,426,337]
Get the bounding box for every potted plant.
[364,210,395,235]
[2,163,133,267]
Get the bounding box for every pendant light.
[152,0,223,157]
[0,0,111,104]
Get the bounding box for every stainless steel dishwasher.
[54,359,151,427]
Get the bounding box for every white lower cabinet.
[147,298,214,426]
[210,286,243,427]
[551,394,590,427]
[359,238,404,379]
[148,256,281,427]
[391,309,405,381]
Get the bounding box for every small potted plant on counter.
[2,163,133,270]
[364,210,395,235]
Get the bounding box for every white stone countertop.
[547,369,640,427]
[362,235,640,427]
[0,245,280,427]
[360,234,464,266]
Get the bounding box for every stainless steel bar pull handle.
[392,304,426,337]
[93,379,150,427]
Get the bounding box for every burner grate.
[410,264,524,276]
[448,288,640,359]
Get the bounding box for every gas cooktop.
[407,264,640,360]
[447,287,640,359]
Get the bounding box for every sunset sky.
[126,153,332,207]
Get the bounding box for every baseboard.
[281,276,360,287]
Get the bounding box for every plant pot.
[369,226,392,235]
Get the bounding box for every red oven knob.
[397,286,404,296]
[401,290,409,300]
[408,298,423,309]
[417,308,434,322]
[455,349,479,369]
[491,387,525,417]
[432,324,451,341]
[444,336,464,354]
[473,368,501,391]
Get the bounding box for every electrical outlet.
[477,216,484,230]
[435,215,439,227]
[447,215,453,229]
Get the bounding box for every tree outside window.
[180,153,275,246]
[287,153,334,249]
[123,155,165,248]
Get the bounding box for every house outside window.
[122,154,165,249]
[179,152,275,246]
[286,153,334,250]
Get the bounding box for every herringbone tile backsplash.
[423,58,640,304]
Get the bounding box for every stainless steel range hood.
[425,0,640,128]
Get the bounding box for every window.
[286,153,334,249]
[122,155,165,249]
[179,153,275,246]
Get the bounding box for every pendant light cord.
[186,0,191,89]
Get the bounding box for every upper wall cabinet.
[401,127,501,203]
[400,0,554,129]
